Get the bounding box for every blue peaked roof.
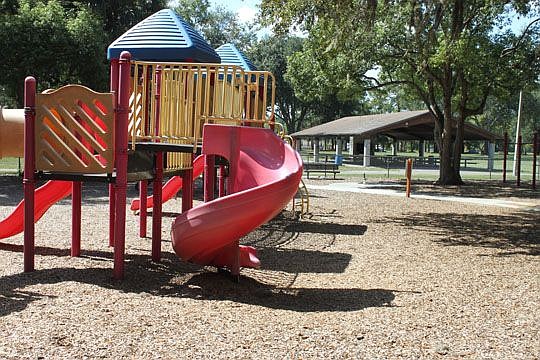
[107,9,220,63]
[216,43,257,71]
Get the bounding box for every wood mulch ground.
[0,175,538,359]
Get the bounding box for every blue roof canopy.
[216,43,257,71]
[108,9,220,63]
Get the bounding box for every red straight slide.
[0,180,72,239]
[171,124,303,271]
[130,155,205,211]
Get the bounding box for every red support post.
[113,52,131,280]
[532,132,538,190]
[139,180,147,237]
[139,70,152,238]
[502,132,508,183]
[182,154,194,212]
[516,135,522,187]
[152,66,163,262]
[204,155,215,202]
[71,181,82,257]
[109,58,120,247]
[218,165,226,197]
[23,76,36,273]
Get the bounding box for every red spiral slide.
[0,180,72,239]
[171,124,303,271]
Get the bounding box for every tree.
[173,0,256,51]
[62,0,167,44]
[261,0,540,184]
[248,36,311,133]
[473,86,540,148]
[0,0,108,105]
[0,0,168,105]
[249,35,364,133]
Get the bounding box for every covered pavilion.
[291,110,501,169]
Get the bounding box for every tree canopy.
[0,0,166,106]
[261,0,540,184]
[172,0,256,51]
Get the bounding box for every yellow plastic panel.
[35,85,114,174]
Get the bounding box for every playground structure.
[0,9,303,280]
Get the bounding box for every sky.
[209,0,261,23]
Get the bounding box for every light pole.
[513,90,523,176]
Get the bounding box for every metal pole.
[113,51,131,280]
[109,58,119,247]
[152,65,163,263]
[182,154,194,212]
[71,181,82,257]
[23,76,36,273]
[503,132,508,183]
[204,155,215,202]
[532,132,538,190]
[516,135,522,187]
[513,91,523,175]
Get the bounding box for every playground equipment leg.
[152,153,163,262]
[204,155,215,202]
[23,76,36,273]
[231,240,240,277]
[218,165,226,197]
[109,59,119,248]
[182,154,194,212]
[112,52,131,280]
[71,181,82,257]
[109,185,115,247]
[139,180,147,237]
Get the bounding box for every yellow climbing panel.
[35,85,114,174]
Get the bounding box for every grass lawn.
[0,157,21,174]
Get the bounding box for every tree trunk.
[437,109,463,185]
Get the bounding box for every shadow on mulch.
[0,208,378,316]
[407,180,539,200]
[0,248,394,316]
[376,211,539,256]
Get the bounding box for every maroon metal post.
[516,135,522,187]
[139,181,147,237]
[139,70,152,238]
[71,181,82,257]
[502,132,508,183]
[182,154,194,212]
[204,155,215,202]
[532,132,538,190]
[113,52,131,280]
[109,58,120,247]
[152,66,163,262]
[23,76,36,272]
[218,165,226,197]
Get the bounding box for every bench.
[304,162,340,179]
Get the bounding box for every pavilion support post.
[418,140,425,158]
[392,139,398,156]
[335,137,343,165]
[363,138,371,167]
[349,136,356,157]
[295,138,301,152]
[313,137,320,163]
[487,142,495,171]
